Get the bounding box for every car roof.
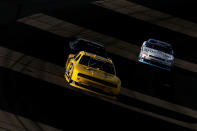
[147,39,172,48]
[71,38,108,58]
[75,38,104,48]
[79,51,112,64]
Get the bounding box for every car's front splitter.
[138,58,171,71]
[70,80,117,100]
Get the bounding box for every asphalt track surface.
[0,0,197,131]
[0,66,191,131]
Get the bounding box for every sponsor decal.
[143,47,171,59]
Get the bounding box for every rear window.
[79,55,115,75]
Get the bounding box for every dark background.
[0,0,197,131]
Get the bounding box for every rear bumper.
[138,57,171,71]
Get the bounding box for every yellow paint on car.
[65,51,121,99]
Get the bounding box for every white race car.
[138,39,174,71]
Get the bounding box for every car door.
[66,53,81,81]
[67,62,74,80]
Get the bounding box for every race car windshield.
[79,55,115,75]
[73,40,107,57]
[146,42,173,54]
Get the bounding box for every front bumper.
[71,80,117,97]
[138,57,171,71]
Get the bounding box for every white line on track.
[18,13,197,73]
[93,0,197,38]
[0,46,196,130]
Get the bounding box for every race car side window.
[75,54,81,61]
[142,41,147,46]
[74,54,77,59]
[74,52,80,59]
[141,41,147,51]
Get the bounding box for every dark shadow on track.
[1,22,197,110]
[0,67,193,131]
[0,22,196,130]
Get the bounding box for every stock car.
[65,51,121,99]
[138,39,174,71]
[68,38,108,58]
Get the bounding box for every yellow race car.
[65,51,121,99]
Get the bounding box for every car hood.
[78,65,120,84]
[143,47,174,60]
